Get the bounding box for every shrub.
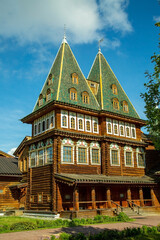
[93,215,103,223]
[117,212,130,222]
[51,236,56,240]
[85,218,93,224]
[69,233,87,240]
[0,224,9,232]
[80,218,86,224]
[59,232,71,240]
[54,219,64,226]
[10,221,36,231]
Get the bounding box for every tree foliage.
[141,23,160,150]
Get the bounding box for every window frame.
[131,124,136,139]
[113,120,119,136]
[136,147,145,168]
[61,138,74,164]
[61,110,68,128]
[82,92,89,104]
[92,117,99,134]
[70,88,77,101]
[69,112,76,130]
[123,101,129,113]
[106,118,112,134]
[85,115,91,132]
[46,88,51,102]
[90,142,101,165]
[77,140,88,165]
[119,121,125,137]
[124,146,134,167]
[77,114,84,131]
[38,193,43,203]
[72,73,78,84]
[29,151,37,168]
[110,143,120,166]
[125,123,130,138]
[113,98,119,110]
[112,84,117,95]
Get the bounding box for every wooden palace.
[14,36,160,218]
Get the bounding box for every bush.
[59,232,71,240]
[69,233,87,240]
[117,212,130,222]
[93,215,103,223]
[10,221,37,231]
[0,224,9,232]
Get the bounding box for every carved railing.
[111,200,123,214]
[127,200,140,214]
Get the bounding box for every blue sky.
[0,0,160,155]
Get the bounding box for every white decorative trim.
[106,118,112,134]
[69,112,76,130]
[110,143,120,166]
[76,140,88,164]
[113,120,119,136]
[61,110,68,128]
[92,117,99,134]
[61,138,74,164]
[125,123,130,138]
[77,114,84,131]
[131,124,136,139]
[85,115,91,132]
[90,142,101,165]
[136,147,145,168]
[124,146,134,167]
[119,121,125,137]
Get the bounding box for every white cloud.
[153,16,160,22]
[8,147,17,156]
[0,0,132,45]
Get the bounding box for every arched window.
[48,73,53,85]
[82,92,89,104]
[92,117,99,133]
[124,146,134,167]
[79,119,83,130]
[39,94,43,106]
[110,143,120,166]
[106,118,112,134]
[86,120,91,131]
[46,88,51,102]
[70,117,75,129]
[90,142,101,165]
[61,138,74,164]
[72,73,78,84]
[113,98,119,110]
[112,84,117,95]
[62,116,67,127]
[123,101,129,113]
[136,148,145,168]
[119,121,125,136]
[70,88,77,101]
[61,110,68,128]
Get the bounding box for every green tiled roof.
[88,52,140,119]
[33,40,100,112]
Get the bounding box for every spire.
[62,24,67,43]
[98,38,103,54]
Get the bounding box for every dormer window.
[123,101,129,113]
[72,73,78,84]
[113,98,119,110]
[48,73,53,85]
[39,94,43,106]
[70,88,77,101]
[82,92,89,104]
[46,88,51,102]
[112,84,117,95]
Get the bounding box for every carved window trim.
[110,143,120,166]
[119,121,125,137]
[69,112,76,130]
[131,124,136,139]
[61,138,74,164]
[136,147,145,168]
[82,92,89,104]
[38,94,43,106]
[77,140,88,165]
[72,73,78,84]
[61,110,68,128]
[124,146,134,167]
[113,98,119,110]
[77,114,84,131]
[46,88,51,102]
[92,117,99,134]
[70,88,77,101]
[90,142,101,165]
[123,101,129,113]
[85,115,91,132]
[106,118,112,134]
[112,84,118,95]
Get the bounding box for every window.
[123,101,129,113]
[125,123,130,138]
[113,98,119,110]
[50,115,54,128]
[30,195,34,203]
[48,73,53,85]
[39,94,43,106]
[90,142,100,165]
[46,147,53,164]
[106,118,112,134]
[69,112,76,130]
[119,121,125,137]
[113,120,119,136]
[38,150,44,166]
[72,73,78,84]
[92,117,99,133]
[77,114,84,131]
[23,158,27,172]
[70,88,77,101]
[124,146,133,167]
[131,124,136,139]
[78,147,87,163]
[77,140,88,164]
[61,110,68,128]
[42,120,45,132]
[112,84,117,95]
[110,144,120,166]
[46,88,51,102]
[46,118,50,129]
[136,148,145,167]
[38,122,41,134]
[61,138,74,164]
[85,116,91,132]
[30,152,36,167]
[82,92,89,104]
[38,193,43,203]
[34,124,37,136]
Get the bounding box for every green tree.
[141,23,160,150]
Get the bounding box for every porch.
[55,173,158,217]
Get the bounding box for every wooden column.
[150,188,155,206]
[106,188,112,208]
[91,187,96,209]
[127,188,131,200]
[56,184,63,212]
[73,186,79,211]
[139,187,144,207]
[52,138,57,212]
